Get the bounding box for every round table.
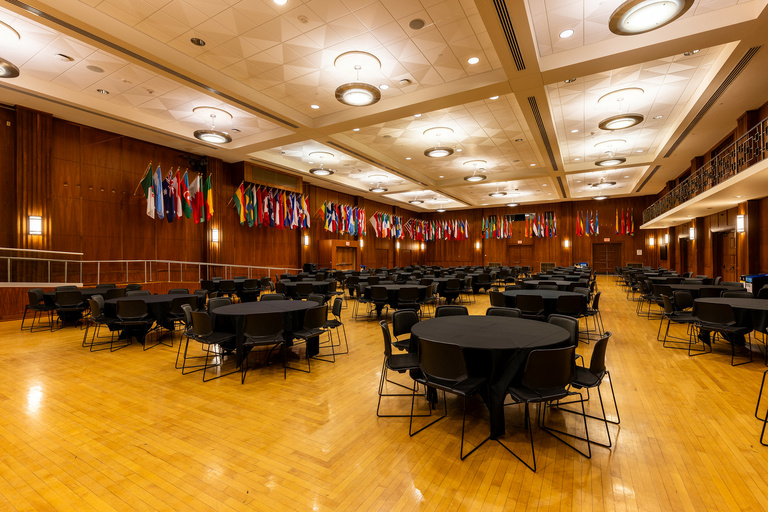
[522,279,587,291]
[502,289,582,316]
[105,293,202,323]
[364,284,426,313]
[411,316,571,438]
[211,301,318,365]
[668,283,744,298]
[695,297,768,333]
[280,280,334,298]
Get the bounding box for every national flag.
[173,169,182,218]
[233,183,246,224]
[245,185,255,227]
[204,174,214,220]
[630,209,635,235]
[139,164,155,218]
[595,210,599,235]
[189,174,201,224]
[615,208,619,235]
[181,172,192,219]
[163,174,175,222]
[154,165,164,220]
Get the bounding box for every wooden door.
[334,247,357,270]
[714,232,737,281]
[508,245,533,268]
[592,243,622,274]
[399,249,412,267]
[679,239,689,275]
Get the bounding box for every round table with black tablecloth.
[411,316,570,438]
[105,293,203,325]
[502,289,582,317]
[44,286,125,307]
[363,284,426,314]
[668,283,745,298]
[279,280,335,299]
[521,279,587,291]
[695,297,768,335]
[211,301,318,366]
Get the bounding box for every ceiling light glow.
[559,29,574,38]
[598,113,644,130]
[609,0,693,35]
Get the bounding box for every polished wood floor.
[2,277,768,511]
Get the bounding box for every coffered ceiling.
[2,0,768,213]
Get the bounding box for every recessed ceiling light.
[559,29,574,38]
[409,18,426,30]
[653,115,663,119]
[96,88,109,94]
[599,113,644,130]
[424,147,454,158]
[467,57,480,65]
[624,175,630,178]
[190,37,206,46]
[309,168,334,176]
[352,128,359,131]
[574,158,581,161]
[636,149,644,153]
[564,78,576,83]
[86,65,104,73]
[274,0,287,5]
[490,96,499,100]
[595,156,626,167]
[506,203,519,207]
[576,180,581,183]
[379,84,389,90]
[543,184,547,187]
[438,175,444,178]
[530,164,536,167]
[515,138,523,142]
[0,57,20,78]
[456,148,462,152]
[405,157,412,160]
[310,104,320,109]
[609,0,693,35]
[570,129,579,133]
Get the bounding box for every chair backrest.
[547,314,578,347]
[713,276,723,285]
[55,285,78,292]
[116,299,147,319]
[695,301,736,325]
[181,304,193,327]
[190,311,213,337]
[489,290,506,307]
[418,338,470,383]
[297,282,315,296]
[758,286,768,300]
[721,290,753,299]
[243,279,259,290]
[419,278,433,286]
[243,312,284,338]
[486,307,522,318]
[398,286,419,302]
[275,282,288,294]
[392,309,419,338]
[683,278,703,284]
[477,273,491,284]
[104,288,126,300]
[555,294,585,315]
[326,280,337,293]
[207,297,231,313]
[370,286,388,301]
[125,283,143,291]
[170,296,197,314]
[380,320,394,358]
[521,346,576,390]
[303,305,327,330]
[55,290,83,307]
[444,278,461,291]
[126,290,151,296]
[261,293,286,301]
[331,297,343,319]
[435,305,468,317]
[591,291,601,310]
[537,283,558,290]
[168,288,189,294]
[27,288,43,306]
[515,294,545,314]
[367,276,380,285]
[661,294,675,315]
[697,287,722,298]
[672,290,694,310]
[87,298,101,318]
[588,331,613,376]
[573,286,590,297]
[307,293,325,306]
[219,280,236,292]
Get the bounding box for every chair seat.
[508,385,571,403]
[293,327,326,339]
[244,333,284,347]
[387,352,419,372]
[417,375,487,397]
[200,332,236,348]
[571,366,600,388]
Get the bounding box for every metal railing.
[643,116,768,224]
[0,248,299,285]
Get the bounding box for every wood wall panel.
[0,107,17,250]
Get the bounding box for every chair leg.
[496,402,537,472]
[409,386,447,437]
[459,396,491,460]
[539,394,592,459]
[756,370,768,421]
[201,344,239,382]
[378,363,429,418]
[731,333,753,367]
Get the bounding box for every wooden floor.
[2,277,768,511]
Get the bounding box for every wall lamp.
[737,214,745,233]
[303,234,309,246]
[28,216,42,236]
[649,236,655,247]
[211,228,220,243]
[689,227,695,240]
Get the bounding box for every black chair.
[291,305,330,368]
[418,284,437,318]
[176,303,204,372]
[757,286,768,300]
[392,309,419,352]
[275,281,288,296]
[261,293,286,301]
[323,297,348,355]
[459,276,475,304]
[396,286,420,313]
[53,290,87,329]
[168,288,189,294]
[307,293,325,306]
[554,294,590,341]
[474,273,492,293]
[583,291,604,335]
[409,338,491,460]
[55,285,78,292]
[296,282,315,300]
[104,288,126,300]
[553,332,619,448]
[485,307,521,318]
[489,290,506,308]
[168,296,198,334]
[200,280,216,295]
[497,346,590,472]
[537,284,558,290]
[217,280,237,298]
[515,294,546,321]
[658,294,696,348]
[326,280,345,308]
[435,305,468,317]
[238,279,261,302]
[21,288,54,331]
[377,320,426,418]
[114,299,154,350]
[353,283,373,320]
[126,290,151,296]
[697,287,722,298]
[756,368,768,446]
[693,301,753,365]
[241,312,285,383]
[442,278,461,304]
[370,286,390,317]
[188,311,238,381]
[82,297,121,351]
[721,290,753,298]
[207,297,231,314]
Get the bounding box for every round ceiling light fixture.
[464,174,486,182]
[309,168,334,176]
[609,0,694,35]
[334,51,382,107]
[595,154,626,166]
[590,177,617,188]
[436,207,446,213]
[193,107,233,144]
[369,183,387,193]
[424,146,453,158]
[598,113,644,131]
[593,194,609,200]
[409,198,424,204]
[489,191,507,198]
[423,126,455,158]
[0,58,20,78]
[506,202,519,207]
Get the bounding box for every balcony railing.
[642,116,768,224]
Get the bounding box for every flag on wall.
[204,175,214,220]
[233,182,246,224]
[154,165,164,220]
[189,174,202,224]
[173,169,183,218]
[140,163,155,219]
[163,173,175,222]
[181,172,192,219]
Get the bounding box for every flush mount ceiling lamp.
[464,173,486,182]
[334,51,382,107]
[369,182,387,193]
[598,113,644,131]
[308,151,335,176]
[506,202,519,207]
[609,0,694,35]
[0,57,20,78]
[463,159,487,181]
[595,151,626,166]
[593,194,609,200]
[423,127,455,158]
[590,177,617,189]
[489,190,507,198]
[193,107,232,144]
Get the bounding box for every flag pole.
[133,161,152,196]
[227,181,244,207]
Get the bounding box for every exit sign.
[603,238,610,242]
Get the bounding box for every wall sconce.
[475,241,480,250]
[421,243,425,250]
[359,238,364,248]
[303,234,309,246]
[689,227,695,240]
[737,214,745,233]
[211,228,220,243]
[28,216,42,236]
[664,233,669,245]
[563,239,570,248]
[649,236,655,246]
[396,241,400,250]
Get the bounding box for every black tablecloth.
[668,283,744,298]
[695,297,768,333]
[105,293,202,325]
[522,279,587,291]
[280,280,334,298]
[211,301,317,366]
[502,289,582,316]
[411,316,570,438]
[44,286,123,307]
[364,284,426,312]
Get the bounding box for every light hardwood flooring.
[1,277,768,511]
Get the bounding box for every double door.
[592,243,622,274]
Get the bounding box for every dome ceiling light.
[423,127,455,158]
[595,151,626,166]
[308,152,335,176]
[609,0,694,35]
[369,182,387,193]
[598,113,644,131]
[506,202,519,207]
[193,107,233,144]
[463,159,487,181]
[0,57,20,78]
[409,198,424,204]
[590,177,617,188]
[593,194,609,200]
[334,51,382,107]
[489,190,507,198]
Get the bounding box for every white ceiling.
[1,0,768,213]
